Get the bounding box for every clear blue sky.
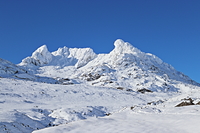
[0,0,200,82]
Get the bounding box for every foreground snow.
[0,78,144,132]
[34,108,200,133]
[1,77,200,133]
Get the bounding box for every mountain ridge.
[19,39,164,68]
[17,39,199,87]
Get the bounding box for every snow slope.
[33,108,200,133]
[0,58,27,76]
[1,39,200,133]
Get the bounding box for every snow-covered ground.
[33,108,200,133]
[1,77,200,133]
[1,39,200,133]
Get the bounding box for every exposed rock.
[137,88,153,94]
[55,77,74,85]
[147,100,164,105]
[196,101,200,105]
[175,98,194,107]
[82,73,101,81]
[126,89,133,92]
[117,87,124,90]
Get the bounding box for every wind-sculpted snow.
[1,39,200,132]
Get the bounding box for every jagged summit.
[19,39,163,68]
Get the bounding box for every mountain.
[1,39,200,133]
[19,39,199,90]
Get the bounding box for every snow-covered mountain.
[19,39,199,90]
[1,39,200,133]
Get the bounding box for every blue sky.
[0,0,200,82]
